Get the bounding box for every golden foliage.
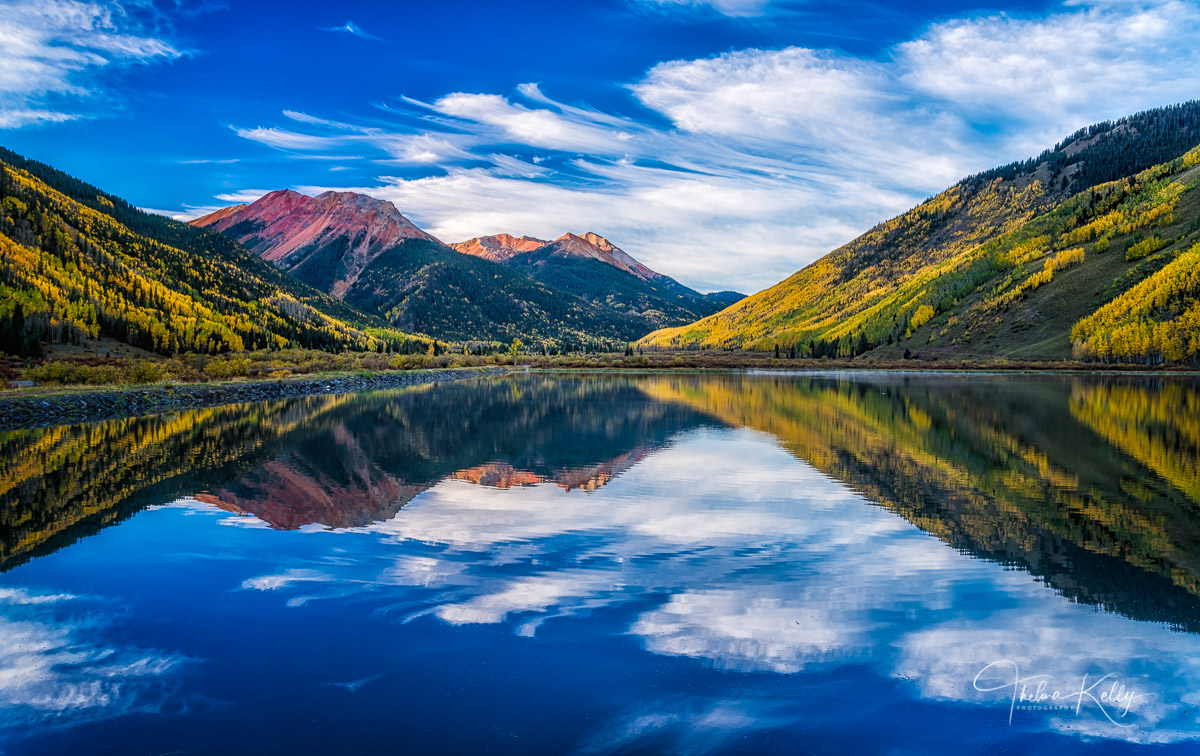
[0,163,421,356]
[1072,244,1200,363]
[640,138,1200,363]
[1046,247,1085,273]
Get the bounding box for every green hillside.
[0,148,425,357]
[641,103,1200,365]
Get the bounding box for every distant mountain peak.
[450,230,664,282]
[191,202,246,226]
[578,231,617,251]
[547,232,660,281]
[192,188,439,297]
[449,233,549,262]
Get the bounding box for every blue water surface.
[1,372,1198,754]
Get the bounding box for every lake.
[2,371,1199,754]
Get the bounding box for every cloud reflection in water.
[236,427,1200,745]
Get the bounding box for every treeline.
[965,101,1200,195]
[0,155,428,358]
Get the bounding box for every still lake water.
[2,371,1199,754]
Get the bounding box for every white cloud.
[576,697,794,756]
[234,119,474,165]
[232,126,345,151]
[220,0,1200,293]
[896,0,1200,151]
[899,2,1196,109]
[0,0,181,128]
[428,92,635,153]
[631,46,972,188]
[212,188,275,203]
[635,47,882,138]
[632,588,872,673]
[434,570,618,625]
[0,587,76,605]
[241,568,336,592]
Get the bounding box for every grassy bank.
[520,352,1200,372]
[1,349,517,387]
[3,347,1199,394]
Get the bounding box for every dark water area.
[1,371,1199,754]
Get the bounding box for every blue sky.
[3,0,1200,292]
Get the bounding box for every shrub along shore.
[5,346,1200,390]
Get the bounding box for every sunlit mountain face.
[2,373,1199,753]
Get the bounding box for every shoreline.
[530,365,1200,378]
[0,367,510,431]
[2,362,1198,431]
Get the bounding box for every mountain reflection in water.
[1,375,714,559]
[1,372,1199,753]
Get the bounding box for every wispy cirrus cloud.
[0,0,183,128]
[222,0,1200,293]
[232,125,343,151]
[233,110,474,165]
[417,90,637,153]
[634,0,773,18]
[0,587,187,735]
[320,20,380,40]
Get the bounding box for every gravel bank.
[0,367,510,430]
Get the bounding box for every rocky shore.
[0,367,510,430]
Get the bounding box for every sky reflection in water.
[1,373,1198,754]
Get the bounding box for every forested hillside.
[450,231,727,336]
[504,245,724,330]
[342,238,650,346]
[967,102,1200,193]
[0,148,425,357]
[641,103,1200,365]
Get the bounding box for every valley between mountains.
[2,102,1200,370]
[191,190,734,345]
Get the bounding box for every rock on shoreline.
[0,368,510,431]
